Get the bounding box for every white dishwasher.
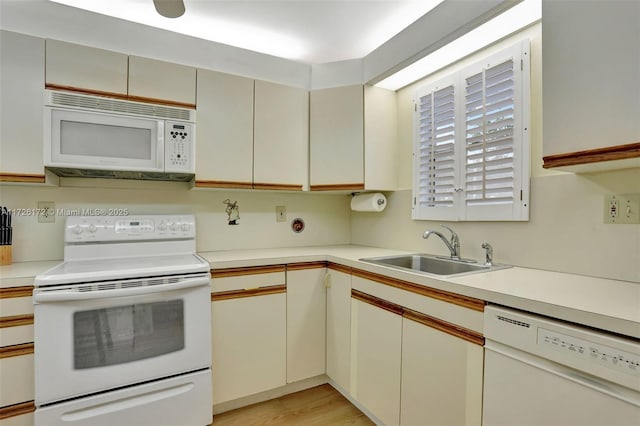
[483,305,640,426]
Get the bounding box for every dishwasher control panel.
[538,328,640,376]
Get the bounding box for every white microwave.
[44,90,196,181]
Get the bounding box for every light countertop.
[2,245,638,339]
[200,245,640,339]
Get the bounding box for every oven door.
[33,274,211,405]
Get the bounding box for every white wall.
[0,181,351,262]
[351,24,640,283]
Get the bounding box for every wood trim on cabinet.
[0,343,34,359]
[287,261,327,271]
[351,268,485,312]
[0,401,36,420]
[0,314,33,329]
[211,284,286,301]
[327,262,352,274]
[194,180,253,189]
[542,142,640,168]
[310,183,365,191]
[0,286,33,299]
[0,173,46,184]
[252,182,303,191]
[211,265,286,278]
[403,308,485,346]
[45,84,196,109]
[351,289,404,316]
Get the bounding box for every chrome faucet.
[481,242,493,266]
[423,225,460,260]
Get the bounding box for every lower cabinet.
[401,314,484,426]
[210,266,287,405]
[350,293,402,426]
[350,273,485,426]
[210,262,485,426]
[325,264,352,393]
[286,264,326,383]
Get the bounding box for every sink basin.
[360,254,510,277]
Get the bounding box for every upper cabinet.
[195,69,254,188]
[195,74,308,191]
[364,85,398,190]
[310,85,364,191]
[309,84,397,191]
[45,39,128,96]
[45,39,196,107]
[542,1,640,172]
[253,80,308,191]
[0,30,46,183]
[128,56,196,106]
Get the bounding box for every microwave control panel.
[165,121,194,172]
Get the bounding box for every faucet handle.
[439,224,458,243]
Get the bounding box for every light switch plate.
[604,194,640,224]
[276,206,286,222]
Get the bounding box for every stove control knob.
[181,223,190,232]
[72,225,83,235]
[88,224,97,233]
[170,222,178,231]
[158,221,168,231]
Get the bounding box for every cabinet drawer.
[351,274,484,333]
[0,296,33,317]
[211,266,286,293]
[0,407,34,426]
[0,350,34,407]
[0,324,33,348]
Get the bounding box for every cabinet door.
[45,39,127,95]
[128,55,196,106]
[211,293,286,405]
[286,266,326,383]
[401,317,483,426]
[326,267,352,393]
[309,85,364,190]
[351,297,402,426]
[542,1,640,156]
[364,85,398,190]
[0,31,45,179]
[253,80,308,190]
[195,70,254,187]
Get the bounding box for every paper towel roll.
[351,193,387,212]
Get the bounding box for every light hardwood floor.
[212,384,374,425]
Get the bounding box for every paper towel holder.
[350,192,386,206]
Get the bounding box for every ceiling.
[47,0,445,64]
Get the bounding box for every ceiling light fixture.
[374,0,541,91]
[153,0,185,19]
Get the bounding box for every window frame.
[412,40,530,222]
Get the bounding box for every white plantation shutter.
[413,81,458,220]
[464,60,515,206]
[413,40,530,221]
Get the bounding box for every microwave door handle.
[33,276,209,303]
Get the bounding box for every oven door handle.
[33,276,210,303]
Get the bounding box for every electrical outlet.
[276,206,286,222]
[37,201,56,223]
[604,194,640,224]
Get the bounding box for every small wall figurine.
[223,199,240,225]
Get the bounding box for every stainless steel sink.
[360,254,510,277]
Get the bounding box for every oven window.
[73,300,184,369]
